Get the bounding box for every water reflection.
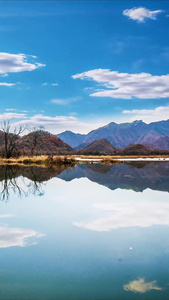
[0,225,45,248]
[124,278,163,293]
[0,165,68,201]
[0,162,169,201]
[0,163,168,299]
[58,162,169,193]
[73,193,169,231]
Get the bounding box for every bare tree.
[1,120,26,158]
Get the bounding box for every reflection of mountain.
[1,162,169,198]
[57,162,169,193]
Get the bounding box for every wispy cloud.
[72,68,169,99]
[16,114,83,133]
[51,83,58,86]
[51,99,70,106]
[9,112,105,134]
[123,7,163,22]
[123,106,169,123]
[42,82,58,86]
[50,97,80,106]
[1,73,8,77]
[5,108,17,111]
[0,52,45,74]
[0,82,16,86]
[0,112,27,121]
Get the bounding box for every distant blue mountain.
[56,119,169,150]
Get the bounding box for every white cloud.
[73,189,169,231]
[51,97,79,106]
[5,108,17,111]
[51,99,69,106]
[124,278,163,293]
[29,55,37,59]
[0,82,16,86]
[0,112,27,121]
[123,7,163,22]
[42,82,58,86]
[51,83,58,86]
[5,109,28,114]
[0,52,45,74]
[0,225,45,248]
[72,68,169,99]
[11,113,105,134]
[123,106,169,123]
[1,73,8,77]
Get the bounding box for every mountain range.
[57,119,169,150]
[1,119,169,156]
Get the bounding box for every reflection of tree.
[0,165,45,201]
[0,165,26,201]
[1,176,26,201]
[26,167,46,197]
[0,164,71,201]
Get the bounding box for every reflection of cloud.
[73,196,169,231]
[0,214,13,218]
[124,278,162,293]
[0,226,45,248]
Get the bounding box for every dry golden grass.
[0,154,169,166]
[0,155,76,166]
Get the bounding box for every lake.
[0,162,169,299]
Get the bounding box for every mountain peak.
[132,120,143,124]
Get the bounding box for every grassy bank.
[0,154,169,166]
[0,155,76,166]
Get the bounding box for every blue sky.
[0,0,169,134]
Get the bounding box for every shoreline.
[0,154,169,166]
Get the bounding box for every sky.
[0,0,169,134]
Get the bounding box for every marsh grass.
[0,155,76,166]
[0,154,169,166]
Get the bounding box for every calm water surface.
[0,162,169,299]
